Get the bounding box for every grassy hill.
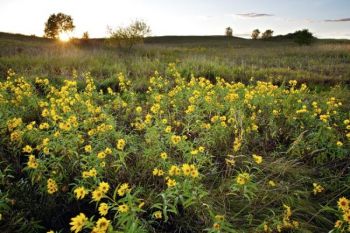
[1,31,350,87]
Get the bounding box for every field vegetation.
[0,32,350,232]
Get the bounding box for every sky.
[0,0,349,39]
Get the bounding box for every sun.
[58,32,70,42]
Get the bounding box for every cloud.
[236,13,274,18]
[325,18,350,22]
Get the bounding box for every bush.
[294,29,315,45]
[108,20,151,50]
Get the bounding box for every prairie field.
[0,33,350,233]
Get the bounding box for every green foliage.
[44,13,75,39]
[0,65,349,232]
[294,29,315,46]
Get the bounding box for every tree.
[44,13,75,39]
[261,29,274,39]
[251,29,260,40]
[82,31,89,40]
[225,27,233,37]
[108,20,151,50]
[294,29,315,45]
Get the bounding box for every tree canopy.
[225,27,233,37]
[261,29,274,39]
[44,13,75,39]
[251,29,260,40]
[294,29,315,45]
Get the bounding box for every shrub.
[294,29,315,45]
[108,20,151,50]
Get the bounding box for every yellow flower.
[190,168,199,178]
[263,224,271,232]
[117,204,129,213]
[42,138,50,146]
[22,145,33,153]
[152,168,164,176]
[27,155,38,169]
[97,151,106,159]
[190,150,198,155]
[95,217,110,232]
[43,147,50,155]
[166,178,176,187]
[136,106,142,113]
[338,197,349,211]
[69,213,87,233]
[233,137,241,152]
[165,126,172,133]
[215,215,224,222]
[252,154,263,164]
[98,182,110,193]
[153,211,162,219]
[185,105,195,114]
[39,122,50,130]
[10,131,21,142]
[213,223,221,230]
[181,164,191,176]
[92,189,104,202]
[334,220,342,228]
[84,145,92,153]
[336,141,343,147]
[312,183,324,195]
[150,103,161,113]
[160,152,168,160]
[145,114,152,124]
[104,147,112,155]
[169,165,181,176]
[74,187,87,200]
[236,172,250,185]
[117,183,130,196]
[116,139,126,150]
[268,180,276,187]
[198,146,205,152]
[171,135,181,145]
[47,178,58,194]
[211,115,219,123]
[89,168,97,177]
[283,204,292,218]
[342,212,350,223]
